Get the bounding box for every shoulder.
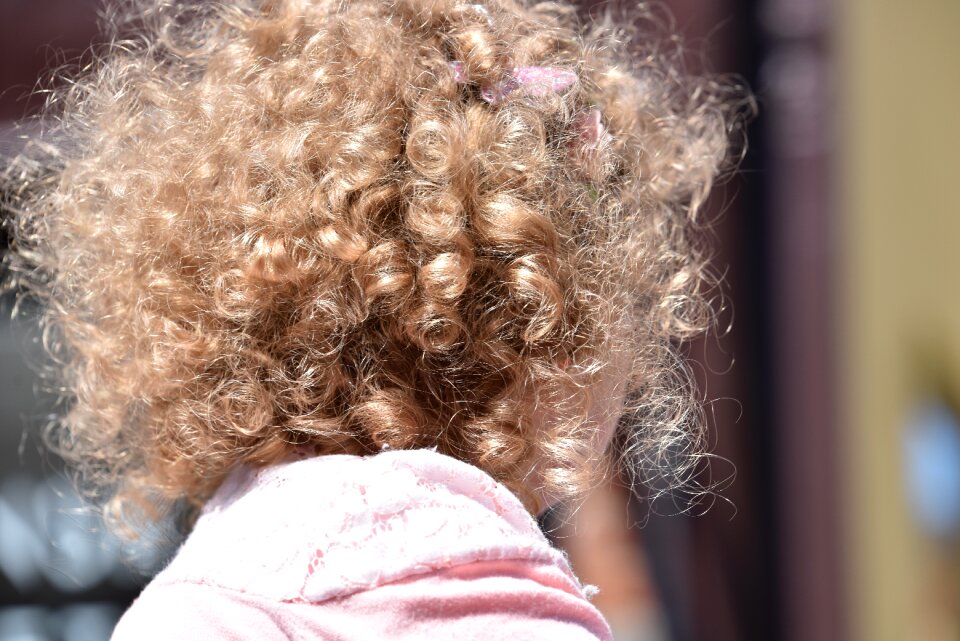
[110,581,291,641]
[113,560,612,641]
[113,450,610,639]
[320,558,614,640]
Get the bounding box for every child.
[2,0,743,637]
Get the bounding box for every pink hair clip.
[481,66,577,104]
[447,62,611,173]
[448,62,577,105]
[574,108,612,150]
[448,61,468,83]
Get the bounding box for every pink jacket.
[111,448,613,640]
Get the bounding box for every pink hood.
[112,449,613,640]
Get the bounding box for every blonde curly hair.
[2,0,745,524]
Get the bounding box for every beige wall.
[842,1,960,639]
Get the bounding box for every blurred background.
[0,0,958,640]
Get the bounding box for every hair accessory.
[448,62,577,105]
[568,108,612,183]
[574,108,612,150]
[466,3,491,20]
[447,62,610,171]
[448,61,468,83]
[482,66,577,104]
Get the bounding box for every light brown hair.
[2,0,747,524]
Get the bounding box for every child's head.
[3,0,744,520]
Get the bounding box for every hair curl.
[2,0,748,524]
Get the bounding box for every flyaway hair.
[2,0,749,527]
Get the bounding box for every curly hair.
[2,0,746,525]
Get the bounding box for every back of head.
[2,0,747,526]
